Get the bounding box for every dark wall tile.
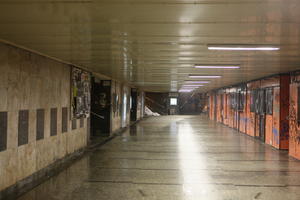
[50,108,57,136]
[80,118,84,128]
[18,110,29,146]
[72,119,77,130]
[0,112,8,152]
[62,107,68,133]
[36,109,45,141]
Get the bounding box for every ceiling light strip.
[189,75,221,78]
[207,44,280,51]
[195,65,240,69]
[184,81,210,83]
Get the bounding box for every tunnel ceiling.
[1,0,300,92]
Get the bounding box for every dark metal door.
[259,115,266,142]
[131,89,138,121]
[91,79,111,137]
[258,89,266,142]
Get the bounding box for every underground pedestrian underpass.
[1,0,300,199]
[16,116,300,200]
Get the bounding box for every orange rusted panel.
[248,112,256,137]
[216,94,222,123]
[265,115,273,146]
[239,103,247,134]
[239,112,246,133]
[230,109,235,128]
[234,111,238,129]
[255,114,260,137]
[289,82,300,159]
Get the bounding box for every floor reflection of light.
[178,122,217,199]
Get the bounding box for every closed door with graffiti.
[289,81,300,159]
[253,89,266,142]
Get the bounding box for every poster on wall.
[112,93,119,117]
[71,67,91,119]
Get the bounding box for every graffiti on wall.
[112,93,120,117]
[71,67,91,119]
[289,100,300,143]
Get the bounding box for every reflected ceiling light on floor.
[195,65,240,69]
[180,64,193,67]
[207,44,280,51]
[179,89,193,93]
[181,88,198,91]
[189,75,221,78]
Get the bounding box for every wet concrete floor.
[16,115,300,200]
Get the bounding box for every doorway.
[130,89,138,122]
[91,78,111,137]
[258,89,266,142]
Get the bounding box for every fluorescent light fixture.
[181,86,200,88]
[189,75,221,78]
[182,85,204,87]
[184,81,210,84]
[207,44,280,51]
[195,65,240,69]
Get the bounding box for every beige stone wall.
[0,43,88,192]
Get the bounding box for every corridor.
[16,116,300,200]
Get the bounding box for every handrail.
[145,96,168,115]
[179,92,196,109]
[145,96,165,109]
[90,111,105,119]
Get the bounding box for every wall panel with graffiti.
[208,74,290,151]
[71,67,91,119]
[289,73,300,159]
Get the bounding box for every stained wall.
[0,43,88,192]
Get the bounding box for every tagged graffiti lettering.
[289,100,300,143]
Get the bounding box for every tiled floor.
[17,115,300,200]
